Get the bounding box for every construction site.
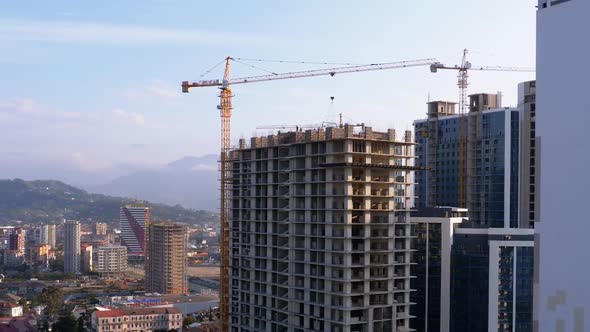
[181,52,534,331]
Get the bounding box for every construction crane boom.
[183,58,437,90]
[182,56,438,332]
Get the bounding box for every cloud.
[0,98,149,129]
[0,18,266,45]
[111,108,146,126]
[122,81,181,101]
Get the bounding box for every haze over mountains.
[1,155,219,211]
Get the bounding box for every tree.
[52,309,78,332]
[77,314,86,332]
[183,316,197,328]
[39,286,64,318]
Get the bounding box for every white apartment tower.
[97,245,128,279]
[229,125,416,332]
[64,220,81,274]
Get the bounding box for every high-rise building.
[145,221,187,295]
[537,1,589,330]
[81,243,93,273]
[94,222,108,236]
[518,81,537,229]
[64,220,81,274]
[96,245,127,279]
[410,207,467,332]
[35,225,49,245]
[8,228,25,253]
[229,125,416,331]
[119,204,150,261]
[413,87,537,331]
[47,224,56,247]
[451,227,534,332]
[0,226,15,250]
[415,94,521,228]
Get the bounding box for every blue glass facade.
[414,109,521,228]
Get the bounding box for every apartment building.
[229,124,417,332]
[91,307,183,332]
[96,245,128,279]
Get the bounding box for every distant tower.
[94,222,108,236]
[145,222,188,295]
[8,228,25,253]
[64,220,81,274]
[119,204,150,262]
[47,224,56,247]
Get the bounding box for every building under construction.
[145,221,188,295]
[229,124,417,332]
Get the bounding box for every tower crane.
[429,48,534,207]
[181,56,437,331]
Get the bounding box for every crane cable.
[230,58,279,75]
[198,58,227,79]
[232,57,363,66]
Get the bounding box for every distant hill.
[89,155,219,210]
[0,179,219,225]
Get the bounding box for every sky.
[0,0,536,182]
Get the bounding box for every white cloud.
[0,18,267,45]
[0,98,149,129]
[111,108,146,126]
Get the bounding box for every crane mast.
[218,57,232,332]
[182,56,438,331]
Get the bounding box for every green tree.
[52,309,78,332]
[183,315,197,328]
[39,286,64,317]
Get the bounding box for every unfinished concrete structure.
[145,222,188,295]
[229,124,417,332]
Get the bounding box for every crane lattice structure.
[430,49,534,208]
[181,56,437,331]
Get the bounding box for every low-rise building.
[0,300,23,317]
[91,307,183,332]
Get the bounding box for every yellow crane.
[430,49,534,207]
[181,56,437,331]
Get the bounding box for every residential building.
[25,243,51,267]
[35,225,49,245]
[450,227,534,332]
[81,243,93,273]
[47,224,56,247]
[0,300,23,318]
[95,222,108,236]
[414,94,521,228]
[8,228,25,254]
[119,204,150,261]
[64,220,81,274]
[537,1,589,330]
[0,227,14,250]
[90,307,183,332]
[145,222,188,295]
[229,125,416,332]
[96,245,128,279]
[410,207,467,332]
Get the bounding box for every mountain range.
[0,179,218,225]
[88,155,219,211]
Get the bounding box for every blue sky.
[0,0,536,181]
